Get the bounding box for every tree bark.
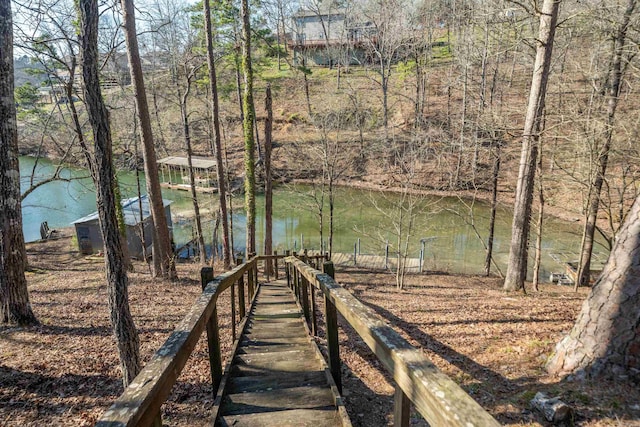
[264,84,274,273]
[0,0,38,326]
[241,0,257,256]
[546,193,640,382]
[121,0,175,279]
[79,0,140,386]
[503,0,560,291]
[204,0,231,270]
[576,0,636,288]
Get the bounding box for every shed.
[72,195,173,258]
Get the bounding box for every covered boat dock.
[158,156,218,193]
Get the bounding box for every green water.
[19,156,608,278]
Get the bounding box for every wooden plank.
[226,371,328,393]
[220,408,341,427]
[222,385,335,415]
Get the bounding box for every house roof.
[293,6,346,18]
[72,195,172,227]
[158,156,217,170]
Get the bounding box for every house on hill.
[72,195,173,258]
[288,4,373,66]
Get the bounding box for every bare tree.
[503,0,561,292]
[357,0,413,133]
[575,0,637,288]
[79,0,140,385]
[241,0,257,255]
[177,61,207,264]
[204,0,232,269]
[121,0,176,279]
[0,0,38,326]
[264,84,274,269]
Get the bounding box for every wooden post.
[201,267,222,394]
[285,260,291,289]
[310,276,317,336]
[353,242,357,265]
[236,257,245,319]
[265,256,271,282]
[247,262,255,300]
[394,386,411,427]
[357,237,361,255]
[293,268,300,300]
[301,274,310,325]
[274,251,279,279]
[249,253,258,298]
[323,261,341,393]
[385,240,389,270]
[231,275,236,341]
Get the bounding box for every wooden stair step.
[226,371,328,394]
[231,357,320,376]
[222,385,336,415]
[243,328,308,339]
[238,342,311,355]
[240,336,310,346]
[219,407,341,426]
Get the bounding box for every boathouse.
[72,195,173,258]
[157,156,217,193]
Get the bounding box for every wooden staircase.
[214,280,350,426]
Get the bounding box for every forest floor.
[1,231,639,426]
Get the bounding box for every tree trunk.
[547,192,640,382]
[576,0,635,288]
[79,0,140,386]
[503,0,560,291]
[0,0,38,326]
[532,149,545,291]
[178,83,206,264]
[264,84,274,273]
[204,0,231,269]
[121,0,175,279]
[484,144,500,276]
[241,0,257,256]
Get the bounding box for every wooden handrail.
[96,257,260,427]
[285,256,500,427]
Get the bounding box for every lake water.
[19,156,608,279]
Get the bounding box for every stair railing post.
[294,267,300,301]
[285,251,291,290]
[322,261,342,393]
[274,251,279,280]
[236,257,246,319]
[201,267,222,394]
[249,253,257,299]
[394,386,411,427]
[310,275,318,336]
[301,273,310,325]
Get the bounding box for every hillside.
[1,231,639,426]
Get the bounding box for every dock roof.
[72,195,172,227]
[158,156,217,170]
